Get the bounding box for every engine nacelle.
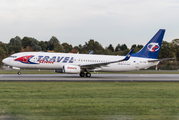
[63,65,81,73]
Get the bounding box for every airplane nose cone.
[2,58,5,64]
[2,58,8,64]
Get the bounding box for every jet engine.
[55,65,81,74]
[63,65,81,73]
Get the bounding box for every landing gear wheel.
[17,71,21,75]
[86,72,91,77]
[80,72,85,77]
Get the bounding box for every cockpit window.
[9,56,17,58]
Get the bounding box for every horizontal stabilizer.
[148,58,175,62]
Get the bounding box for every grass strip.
[0,82,179,120]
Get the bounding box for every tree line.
[0,36,179,67]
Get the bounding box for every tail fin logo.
[147,43,160,52]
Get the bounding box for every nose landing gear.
[17,71,21,75]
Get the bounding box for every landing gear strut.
[17,71,21,75]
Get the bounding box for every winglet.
[89,51,93,54]
[121,49,134,61]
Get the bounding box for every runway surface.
[0,74,179,82]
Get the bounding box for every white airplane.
[2,29,172,77]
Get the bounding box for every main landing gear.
[80,72,91,77]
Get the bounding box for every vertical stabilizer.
[131,29,165,59]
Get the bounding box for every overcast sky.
[0,0,179,48]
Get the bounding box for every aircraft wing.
[79,49,134,69]
[148,58,175,62]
